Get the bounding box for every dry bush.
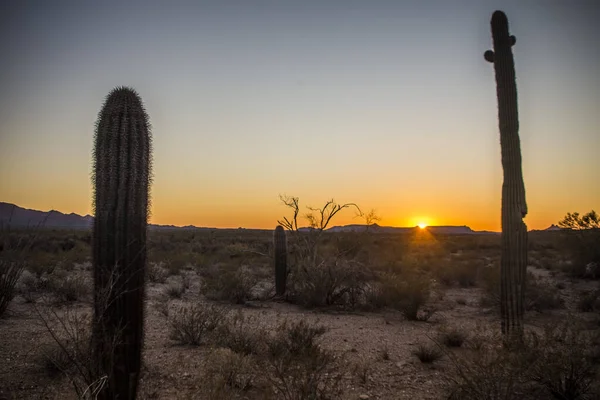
[260,319,343,400]
[558,212,600,279]
[201,348,257,399]
[164,281,186,299]
[438,260,480,288]
[200,262,258,304]
[438,326,468,348]
[16,269,44,303]
[48,272,91,303]
[377,271,432,320]
[216,311,266,355]
[444,320,600,400]
[147,262,167,284]
[167,302,229,346]
[577,290,600,312]
[35,307,108,399]
[287,258,372,308]
[413,343,443,363]
[480,267,563,312]
[524,274,565,312]
[0,259,25,316]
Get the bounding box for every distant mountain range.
[0,201,561,234]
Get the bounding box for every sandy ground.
[1,260,598,400]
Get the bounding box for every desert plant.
[262,319,343,400]
[414,343,444,363]
[558,211,600,278]
[168,302,228,346]
[484,10,528,342]
[201,262,258,304]
[439,326,468,348]
[216,311,266,355]
[0,259,25,316]
[379,271,431,320]
[274,225,288,297]
[164,281,186,299]
[91,86,152,399]
[202,348,256,397]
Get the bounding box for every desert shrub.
[523,323,600,399]
[216,311,266,355]
[479,264,501,308]
[378,271,431,320]
[413,343,443,363]
[17,269,44,303]
[558,211,600,279]
[164,281,186,299]
[201,262,257,304]
[288,258,372,308]
[48,273,91,303]
[147,262,167,284]
[577,290,600,312]
[445,345,537,400]
[439,326,468,348]
[0,259,25,316]
[201,348,256,398]
[525,275,564,312]
[36,308,101,398]
[438,260,480,288]
[261,319,343,400]
[168,303,229,346]
[445,321,600,400]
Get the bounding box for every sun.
[418,222,428,229]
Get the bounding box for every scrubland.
[1,227,599,399]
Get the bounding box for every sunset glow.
[418,223,428,229]
[0,1,598,231]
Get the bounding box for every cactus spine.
[274,225,288,297]
[92,87,152,399]
[484,11,528,342]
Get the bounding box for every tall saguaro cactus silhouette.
[92,87,152,399]
[274,225,288,297]
[484,11,528,341]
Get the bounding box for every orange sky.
[0,1,598,231]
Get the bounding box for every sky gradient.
[1,0,598,230]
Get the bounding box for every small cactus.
[91,86,152,399]
[274,225,288,297]
[484,11,528,342]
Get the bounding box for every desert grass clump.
[164,281,186,299]
[413,343,444,363]
[439,326,468,348]
[168,303,228,346]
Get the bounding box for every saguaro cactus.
[92,87,152,399]
[274,225,288,297]
[484,11,528,342]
